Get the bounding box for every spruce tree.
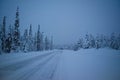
[95,34,100,49]
[28,24,33,51]
[5,33,12,53]
[34,32,37,51]
[37,25,40,51]
[13,7,20,52]
[50,36,53,50]
[84,34,90,49]
[29,24,32,37]
[23,29,28,52]
[110,33,117,49]
[1,16,6,52]
[45,36,49,50]
[0,26,1,54]
[5,25,12,53]
[117,34,120,50]
[40,32,44,51]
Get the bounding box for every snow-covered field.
[0,48,120,80]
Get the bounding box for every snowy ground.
[0,48,120,80]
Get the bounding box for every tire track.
[3,51,61,80]
[0,51,55,70]
[24,51,62,80]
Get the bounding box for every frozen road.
[0,50,62,80]
[0,49,120,80]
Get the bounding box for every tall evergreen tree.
[73,37,83,51]
[37,25,41,51]
[23,29,28,52]
[95,34,101,49]
[89,34,95,48]
[40,32,44,51]
[5,33,12,53]
[13,7,20,52]
[34,32,37,51]
[50,36,53,50]
[0,24,2,54]
[45,36,49,50]
[28,24,33,51]
[1,16,6,52]
[29,24,32,37]
[5,25,12,53]
[110,33,118,49]
[117,34,120,50]
[84,34,90,49]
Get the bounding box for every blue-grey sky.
[0,0,120,45]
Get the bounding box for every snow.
[53,49,120,80]
[0,49,120,80]
[0,50,62,80]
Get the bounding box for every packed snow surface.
[0,48,120,80]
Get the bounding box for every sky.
[0,0,120,45]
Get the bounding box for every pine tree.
[29,24,32,37]
[0,24,2,54]
[23,29,28,52]
[37,25,40,51]
[5,25,12,53]
[28,24,33,51]
[78,37,83,48]
[34,32,37,51]
[95,34,101,49]
[109,33,118,49]
[117,34,120,50]
[13,7,20,52]
[40,32,44,51]
[73,37,83,51]
[45,36,49,50]
[1,16,6,52]
[5,33,12,53]
[84,34,90,49]
[50,36,53,50]
[89,34,95,48]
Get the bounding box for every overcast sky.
[0,0,120,45]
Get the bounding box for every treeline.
[74,33,120,51]
[0,7,53,54]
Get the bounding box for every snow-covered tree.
[40,32,44,51]
[5,33,12,53]
[13,7,20,52]
[5,25,13,53]
[45,36,49,50]
[33,32,37,51]
[22,29,29,52]
[74,36,83,51]
[36,25,41,51]
[1,16,6,52]
[95,34,101,49]
[28,24,34,51]
[50,36,53,50]
[109,33,119,49]
[84,34,90,49]
[117,34,120,50]
[89,34,95,48]
[0,7,55,53]
[0,25,1,53]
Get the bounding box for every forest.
[0,7,120,54]
[0,7,53,54]
[73,33,120,51]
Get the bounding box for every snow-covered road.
[0,50,62,80]
[0,49,120,80]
